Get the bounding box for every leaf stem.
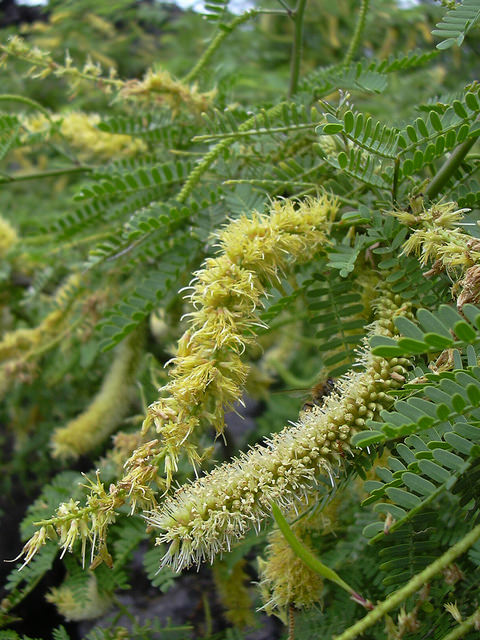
[177,102,287,203]
[392,157,400,204]
[288,0,308,97]
[271,502,360,598]
[182,10,260,84]
[0,94,51,119]
[343,0,370,66]
[277,0,294,14]
[193,121,317,142]
[425,135,478,200]
[0,166,93,183]
[334,522,480,640]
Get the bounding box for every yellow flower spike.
[21,111,147,161]
[51,327,143,460]
[396,200,480,306]
[120,68,216,115]
[398,201,475,269]
[59,112,146,160]
[146,289,411,571]
[147,196,338,479]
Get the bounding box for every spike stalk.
[288,0,308,96]
[343,0,370,66]
[334,523,480,640]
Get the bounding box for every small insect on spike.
[302,377,337,412]
[145,289,411,572]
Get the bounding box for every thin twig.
[439,607,480,640]
[343,0,370,66]
[425,136,478,200]
[334,523,480,640]
[288,0,308,97]
[288,605,296,640]
[0,166,93,183]
[0,94,51,119]
[277,0,294,15]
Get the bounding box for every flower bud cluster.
[397,201,475,270]
[0,274,80,402]
[395,201,480,308]
[51,327,143,459]
[120,69,216,114]
[258,499,338,616]
[22,112,147,161]
[147,196,338,483]
[1,36,122,89]
[14,442,165,570]
[15,472,120,570]
[147,291,411,571]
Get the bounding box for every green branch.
[176,101,287,203]
[334,523,480,640]
[182,8,288,85]
[0,94,51,119]
[440,607,480,640]
[343,0,370,66]
[277,0,294,13]
[425,135,478,200]
[288,0,308,97]
[0,166,93,183]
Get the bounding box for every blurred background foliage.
[1,1,480,639]
[0,0,465,112]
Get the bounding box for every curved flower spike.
[147,195,339,484]
[147,291,411,571]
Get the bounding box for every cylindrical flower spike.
[51,327,143,459]
[147,292,411,571]
[147,196,338,483]
[395,201,480,307]
[120,68,216,114]
[258,498,338,617]
[22,112,147,160]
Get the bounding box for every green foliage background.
[1,0,480,639]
